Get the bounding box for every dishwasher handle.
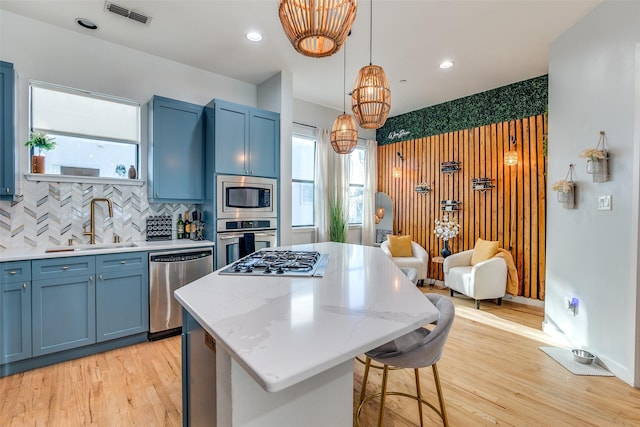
[150,249,213,263]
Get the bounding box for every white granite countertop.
[174,242,439,393]
[0,239,214,262]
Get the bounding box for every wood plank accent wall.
[377,114,547,300]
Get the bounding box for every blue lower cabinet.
[96,268,148,342]
[1,280,32,363]
[32,274,96,356]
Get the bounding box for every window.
[29,82,140,178]
[291,128,316,227]
[348,146,366,224]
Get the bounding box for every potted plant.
[579,131,609,182]
[329,198,348,243]
[25,131,56,173]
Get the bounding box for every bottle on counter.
[184,211,191,239]
[177,214,184,239]
[190,210,198,240]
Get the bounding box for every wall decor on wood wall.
[377,113,547,300]
[552,164,576,209]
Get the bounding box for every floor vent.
[105,1,151,25]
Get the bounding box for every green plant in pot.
[25,131,56,174]
[329,197,348,243]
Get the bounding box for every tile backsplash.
[0,180,193,249]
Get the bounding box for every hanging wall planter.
[580,131,609,183]
[552,164,576,209]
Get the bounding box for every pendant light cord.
[343,40,347,114]
[369,0,373,66]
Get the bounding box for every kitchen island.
[175,242,439,427]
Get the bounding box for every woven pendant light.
[331,37,358,154]
[351,0,391,129]
[278,0,358,58]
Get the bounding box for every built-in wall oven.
[217,174,277,219]
[216,218,277,269]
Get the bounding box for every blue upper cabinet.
[0,61,15,199]
[148,96,204,203]
[212,99,280,178]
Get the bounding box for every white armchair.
[443,249,507,309]
[380,240,429,285]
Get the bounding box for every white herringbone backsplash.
[0,180,194,249]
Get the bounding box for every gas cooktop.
[219,250,329,277]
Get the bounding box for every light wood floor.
[1,288,639,426]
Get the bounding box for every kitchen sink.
[44,242,139,253]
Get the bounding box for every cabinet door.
[1,281,31,363]
[214,100,250,175]
[149,96,204,202]
[32,275,96,356]
[249,109,280,178]
[96,268,148,342]
[0,61,15,198]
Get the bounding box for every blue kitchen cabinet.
[1,261,32,363]
[0,61,15,199]
[32,256,96,356]
[211,99,280,178]
[148,95,204,203]
[95,252,148,342]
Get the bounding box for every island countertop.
[174,242,439,393]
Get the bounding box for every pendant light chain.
[369,0,372,66]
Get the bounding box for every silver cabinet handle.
[89,276,93,282]
[99,274,103,281]
[62,266,69,270]
[120,260,126,264]
[8,271,17,275]
[23,283,27,289]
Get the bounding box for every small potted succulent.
[25,131,56,173]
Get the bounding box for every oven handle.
[218,232,276,240]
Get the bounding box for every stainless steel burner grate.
[219,250,329,277]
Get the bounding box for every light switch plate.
[598,195,612,210]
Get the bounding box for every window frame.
[28,80,141,182]
[348,146,366,225]
[291,127,317,228]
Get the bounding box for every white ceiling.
[1,0,600,118]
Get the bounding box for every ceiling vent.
[105,2,151,25]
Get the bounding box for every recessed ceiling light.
[399,79,407,84]
[439,60,454,69]
[246,32,263,42]
[76,18,98,30]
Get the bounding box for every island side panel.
[183,310,217,427]
[217,349,353,427]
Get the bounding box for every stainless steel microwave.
[217,175,277,219]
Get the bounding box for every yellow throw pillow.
[471,238,499,265]
[387,235,413,257]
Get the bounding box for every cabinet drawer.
[32,256,95,280]
[96,252,146,273]
[1,261,31,283]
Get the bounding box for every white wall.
[0,10,257,188]
[547,1,640,386]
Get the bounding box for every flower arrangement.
[579,148,606,161]
[551,179,573,193]
[433,215,460,241]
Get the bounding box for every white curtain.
[314,128,350,242]
[361,139,378,246]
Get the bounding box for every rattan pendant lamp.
[351,0,391,129]
[278,0,358,58]
[331,39,358,154]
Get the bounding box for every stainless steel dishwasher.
[148,248,213,340]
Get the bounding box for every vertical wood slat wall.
[377,114,547,300]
